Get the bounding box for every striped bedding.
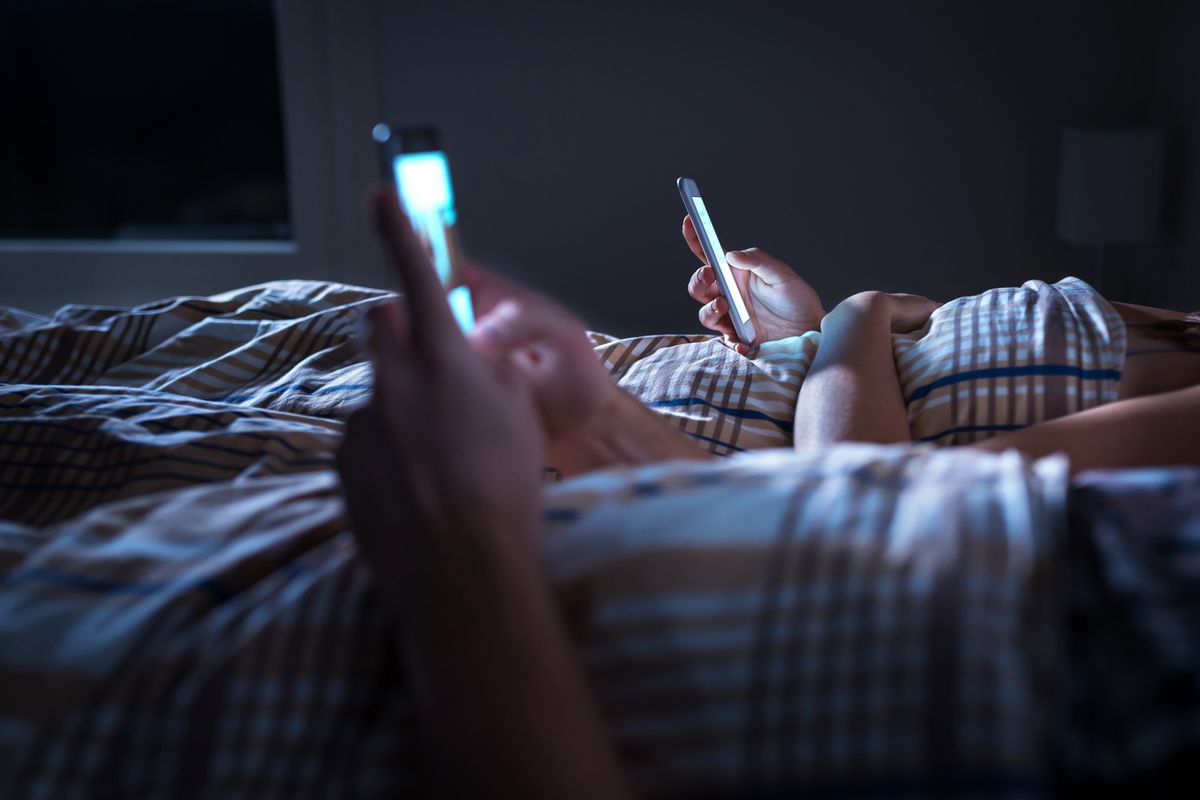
[1,440,1074,799]
[1061,468,1200,788]
[593,276,1125,454]
[544,445,1069,796]
[0,277,1139,796]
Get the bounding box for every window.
[0,0,289,241]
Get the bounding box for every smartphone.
[677,177,756,345]
[373,123,474,331]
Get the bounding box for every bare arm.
[791,286,1199,472]
[972,383,1200,474]
[339,189,632,799]
[372,500,631,800]
[794,292,935,449]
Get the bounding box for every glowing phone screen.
[690,196,751,325]
[393,150,474,331]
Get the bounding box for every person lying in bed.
[677,213,1200,464]
[681,215,1195,443]
[337,188,1200,798]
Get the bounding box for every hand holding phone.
[677,177,758,345]
[679,178,827,348]
[374,123,474,331]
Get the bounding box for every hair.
[1136,311,1200,352]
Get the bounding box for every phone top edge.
[373,122,442,152]
[374,123,446,183]
[677,176,699,197]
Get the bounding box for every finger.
[461,259,542,318]
[725,247,797,284]
[688,265,721,304]
[350,300,392,360]
[724,336,751,356]
[717,333,751,356]
[337,410,414,567]
[699,297,737,337]
[681,215,707,264]
[470,298,577,357]
[365,301,409,357]
[371,186,459,348]
[365,302,418,394]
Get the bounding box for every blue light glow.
[393,149,473,331]
[447,285,475,331]
[394,152,455,216]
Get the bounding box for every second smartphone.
[374,123,474,331]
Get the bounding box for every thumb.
[469,299,557,356]
[725,248,797,284]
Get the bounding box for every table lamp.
[1057,127,1164,290]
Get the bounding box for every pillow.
[592,276,1127,454]
[589,331,818,456]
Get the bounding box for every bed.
[1,280,1196,797]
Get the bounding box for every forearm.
[385,526,632,799]
[971,383,1200,474]
[793,292,911,449]
[548,387,713,476]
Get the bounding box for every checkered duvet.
[0,278,1182,797]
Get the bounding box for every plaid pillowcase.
[594,277,1126,454]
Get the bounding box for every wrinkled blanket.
[0,279,1181,798]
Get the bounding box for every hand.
[683,215,826,353]
[823,291,940,335]
[882,292,941,334]
[794,290,914,449]
[464,263,620,446]
[340,189,633,800]
[338,189,545,577]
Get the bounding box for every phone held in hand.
[676,177,756,345]
[374,123,474,332]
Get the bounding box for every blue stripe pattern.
[684,431,746,453]
[907,365,1122,403]
[219,383,372,403]
[649,397,793,434]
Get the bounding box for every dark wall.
[1147,1,1200,310]
[378,0,1164,336]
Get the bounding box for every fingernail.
[494,300,521,322]
[478,318,504,339]
[476,316,511,346]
